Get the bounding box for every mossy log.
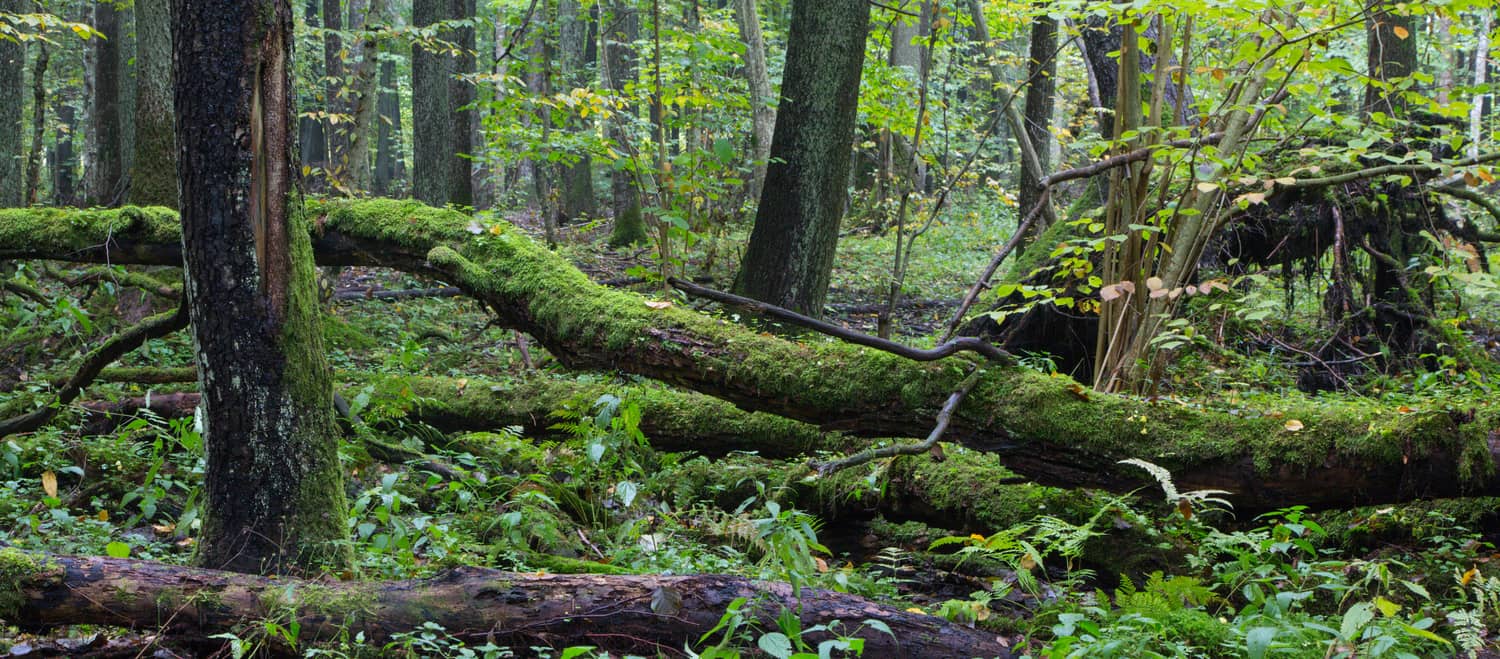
[5,201,1500,511]
[0,549,1013,658]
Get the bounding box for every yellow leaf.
[1019,554,1037,570]
[1463,567,1479,586]
[1375,596,1401,617]
[1396,405,1414,414]
[1392,25,1409,40]
[41,471,57,498]
[644,300,672,310]
[1479,168,1496,184]
[96,509,110,522]
[1177,499,1194,519]
[1284,419,1304,432]
[1196,181,1219,193]
[906,607,926,614]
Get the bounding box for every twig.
[808,368,982,476]
[667,278,1012,364]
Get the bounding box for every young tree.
[170,0,351,574]
[732,0,871,317]
[604,0,646,246]
[89,0,124,206]
[732,0,774,200]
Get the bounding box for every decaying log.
[1,549,1013,658]
[5,201,1500,511]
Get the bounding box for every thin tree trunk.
[323,0,348,183]
[448,0,476,207]
[24,42,48,206]
[412,0,455,205]
[373,59,399,194]
[300,0,330,189]
[170,0,351,574]
[1364,0,1416,119]
[0,0,22,207]
[732,0,774,201]
[345,0,386,193]
[605,0,646,246]
[557,0,596,220]
[128,0,177,207]
[732,0,872,317]
[1471,10,1491,159]
[53,98,76,206]
[1018,7,1057,236]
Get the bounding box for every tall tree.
[24,41,48,206]
[556,0,595,219]
[0,0,27,206]
[323,0,347,182]
[345,0,387,192]
[89,0,125,206]
[449,0,475,207]
[411,0,447,204]
[604,0,646,246]
[128,0,177,206]
[732,0,774,201]
[731,0,871,317]
[373,58,402,194]
[1018,8,1057,233]
[1363,0,1416,119]
[170,0,351,574]
[299,0,330,188]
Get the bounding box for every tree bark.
[323,0,348,183]
[52,95,76,206]
[604,0,647,247]
[373,59,402,195]
[1018,7,1056,236]
[1364,0,1417,120]
[345,0,386,193]
[412,0,467,206]
[732,0,774,201]
[2,550,1013,658]
[89,0,125,206]
[170,0,351,574]
[0,0,20,207]
[557,0,597,220]
[128,0,177,207]
[23,42,48,206]
[731,0,871,317]
[448,0,476,207]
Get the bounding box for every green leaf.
[713,138,736,165]
[1246,627,1276,659]
[758,632,793,659]
[105,541,130,558]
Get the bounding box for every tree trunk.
[2,550,1013,658]
[90,0,125,207]
[11,199,1500,512]
[557,0,597,221]
[128,0,177,207]
[1364,0,1417,120]
[604,0,646,247]
[52,98,76,207]
[373,59,401,195]
[24,42,48,206]
[345,0,386,193]
[732,0,774,201]
[1018,7,1057,236]
[731,0,871,317]
[1471,10,1491,159]
[0,0,20,207]
[169,0,351,574]
[323,0,348,184]
[412,0,456,206]
[448,0,476,207]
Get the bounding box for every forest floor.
[4,203,1500,657]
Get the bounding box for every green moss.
[0,548,57,618]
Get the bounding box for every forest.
[1,0,1499,656]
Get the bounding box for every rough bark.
[731,0,872,317]
[412,0,454,205]
[1364,0,1417,120]
[373,59,402,195]
[90,0,125,207]
[8,201,1500,512]
[448,0,476,207]
[0,0,20,207]
[557,0,596,220]
[23,41,48,206]
[128,0,177,207]
[52,95,76,206]
[0,549,1013,658]
[170,0,351,574]
[323,0,348,182]
[343,0,383,192]
[604,0,647,247]
[1018,8,1056,235]
[732,0,774,200]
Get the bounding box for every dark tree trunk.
[557,0,596,220]
[24,42,49,206]
[170,0,351,574]
[448,0,476,207]
[128,0,177,207]
[90,0,125,206]
[53,99,76,207]
[1364,1,1417,119]
[0,0,19,206]
[412,0,455,205]
[605,0,646,246]
[373,59,401,195]
[6,551,1013,658]
[299,0,329,189]
[1018,9,1056,234]
[731,0,871,317]
[345,0,385,193]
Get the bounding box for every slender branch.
[1432,184,1500,228]
[667,277,1013,364]
[1280,151,1500,190]
[939,187,1049,342]
[0,298,189,437]
[809,367,981,476]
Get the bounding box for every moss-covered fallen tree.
[0,549,1013,657]
[4,202,1500,510]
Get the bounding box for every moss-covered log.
[0,549,1013,657]
[5,201,1500,511]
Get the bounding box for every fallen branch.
[811,367,982,475]
[2,549,1014,657]
[332,285,463,302]
[667,277,1014,364]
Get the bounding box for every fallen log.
[0,549,1014,658]
[5,201,1500,510]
